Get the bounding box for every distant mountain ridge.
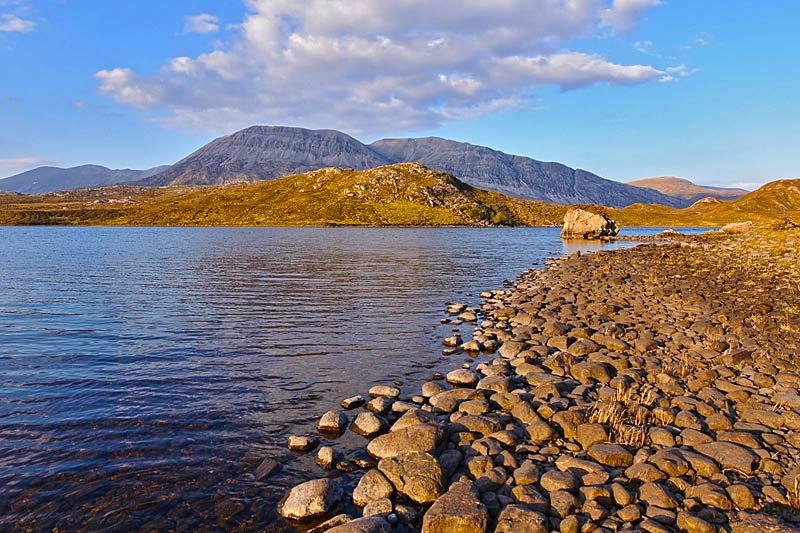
[626,176,747,203]
[370,137,685,208]
[141,126,390,187]
[0,164,168,194]
[141,125,686,208]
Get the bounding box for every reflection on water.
[0,226,704,531]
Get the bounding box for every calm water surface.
[0,227,699,531]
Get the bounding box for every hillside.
[0,163,569,227]
[141,126,390,187]
[626,176,747,202]
[0,164,168,194]
[143,126,686,208]
[615,178,800,226]
[371,137,686,208]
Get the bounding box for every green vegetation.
[0,165,797,229]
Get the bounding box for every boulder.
[422,480,488,533]
[560,208,619,239]
[278,478,342,520]
[379,451,444,504]
[720,221,753,234]
[353,469,395,507]
[367,423,443,459]
[495,504,548,533]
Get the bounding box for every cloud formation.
[96,0,672,134]
[184,13,219,34]
[601,0,661,32]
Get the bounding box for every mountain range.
[139,126,684,208]
[0,164,168,195]
[1,163,796,228]
[0,125,744,208]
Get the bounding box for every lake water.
[0,226,703,532]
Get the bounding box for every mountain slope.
[616,179,800,226]
[370,137,687,208]
[626,176,747,202]
[0,164,168,194]
[142,126,391,186]
[0,163,569,226]
[144,126,688,208]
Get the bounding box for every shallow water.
[0,226,705,531]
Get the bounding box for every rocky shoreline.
[274,228,800,533]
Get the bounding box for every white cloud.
[634,40,653,53]
[0,12,34,32]
[602,0,661,32]
[96,0,672,134]
[184,13,219,34]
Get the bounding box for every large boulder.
[721,221,753,234]
[560,208,619,239]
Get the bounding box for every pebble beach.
[275,228,800,533]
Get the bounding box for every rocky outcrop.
[560,208,620,239]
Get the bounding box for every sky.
[0,1,798,189]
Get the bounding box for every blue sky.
[1,1,797,188]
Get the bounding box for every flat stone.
[449,415,503,437]
[685,483,731,511]
[421,480,488,533]
[638,482,678,509]
[648,449,689,477]
[576,423,609,450]
[447,369,480,387]
[341,395,366,410]
[588,443,633,467]
[288,435,319,452]
[367,423,443,459]
[539,470,579,493]
[369,385,401,399]
[676,512,715,533]
[495,504,548,533]
[254,457,280,481]
[693,441,759,474]
[476,375,515,394]
[278,478,342,521]
[326,516,392,533]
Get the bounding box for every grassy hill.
[1,164,796,229]
[626,176,746,202]
[0,163,569,227]
[614,179,800,227]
